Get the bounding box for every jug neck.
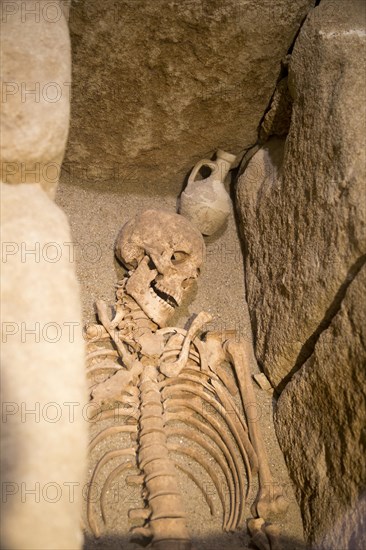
[215,157,232,183]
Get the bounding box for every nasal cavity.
[147,258,156,270]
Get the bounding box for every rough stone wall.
[237,0,366,390]
[64,0,314,188]
[0,183,88,550]
[0,0,71,198]
[276,265,366,549]
[236,1,366,547]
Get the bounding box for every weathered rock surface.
[0,183,88,549]
[64,0,314,188]
[237,1,366,548]
[0,1,71,198]
[276,265,366,549]
[237,0,366,389]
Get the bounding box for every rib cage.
[85,314,256,548]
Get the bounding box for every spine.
[138,365,191,549]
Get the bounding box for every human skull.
[115,209,205,327]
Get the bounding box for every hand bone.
[248,518,282,550]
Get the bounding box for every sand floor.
[56,173,305,550]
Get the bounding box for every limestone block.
[0,183,88,549]
[275,265,366,549]
[0,1,71,198]
[237,0,366,389]
[64,0,315,189]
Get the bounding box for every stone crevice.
[277,253,366,393]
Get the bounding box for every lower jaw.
[131,290,174,328]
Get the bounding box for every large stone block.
[236,1,366,548]
[0,183,88,549]
[64,0,314,189]
[0,1,71,198]
[275,265,366,549]
[237,0,366,389]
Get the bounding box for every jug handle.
[188,160,218,187]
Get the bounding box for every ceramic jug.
[179,149,236,235]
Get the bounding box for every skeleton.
[84,209,288,549]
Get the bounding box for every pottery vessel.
[179,149,236,235]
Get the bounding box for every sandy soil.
[56,173,305,550]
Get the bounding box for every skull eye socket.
[171,251,189,265]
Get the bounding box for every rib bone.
[101,461,135,523]
[89,425,137,453]
[168,443,229,531]
[87,447,136,537]
[162,381,257,476]
[172,461,215,516]
[165,426,238,531]
[165,410,245,527]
